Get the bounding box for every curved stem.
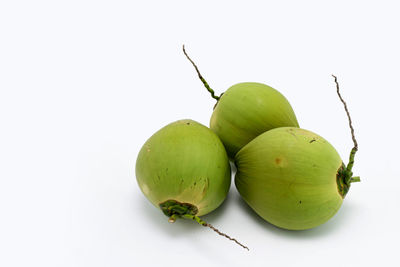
[205,222,249,251]
[182,214,249,251]
[182,45,220,101]
[332,75,358,174]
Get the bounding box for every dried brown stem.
[332,75,358,150]
[332,74,358,173]
[204,223,249,251]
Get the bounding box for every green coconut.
[183,45,299,159]
[234,75,359,230]
[136,119,248,249]
[210,82,299,158]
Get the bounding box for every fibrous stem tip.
[181,214,249,250]
[332,74,358,175]
[182,45,221,101]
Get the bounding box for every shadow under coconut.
[137,189,249,257]
[234,191,357,239]
[137,185,235,239]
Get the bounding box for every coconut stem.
[205,222,249,251]
[182,45,221,101]
[182,214,207,226]
[168,214,179,223]
[332,75,359,178]
[182,214,249,251]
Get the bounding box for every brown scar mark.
[275,158,282,164]
[287,129,297,138]
[309,138,316,143]
[202,177,209,197]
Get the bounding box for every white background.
[1,1,399,266]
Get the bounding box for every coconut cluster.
[135,47,359,249]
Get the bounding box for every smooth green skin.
[235,127,343,230]
[210,82,299,159]
[136,119,231,216]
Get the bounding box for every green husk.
[136,119,231,217]
[211,82,299,158]
[235,127,344,230]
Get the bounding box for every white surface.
[1,1,399,266]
